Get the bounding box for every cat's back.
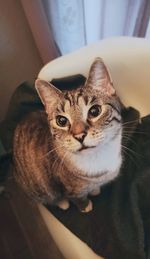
[13,110,57,203]
[13,110,50,161]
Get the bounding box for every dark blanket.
[0,77,150,259]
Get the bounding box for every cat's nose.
[72,121,88,143]
[74,132,87,143]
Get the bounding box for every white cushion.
[39,37,150,117]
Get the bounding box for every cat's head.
[35,58,122,155]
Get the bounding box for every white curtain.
[146,20,150,37]
[44,0,150,55]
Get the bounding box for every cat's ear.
[86,57,115,96]
[35,79,62,114]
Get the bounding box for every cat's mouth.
[78,145,96,152]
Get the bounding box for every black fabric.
[51,74,86,90]
[0,77,150,259]
[48,116,150,259]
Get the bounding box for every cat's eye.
[88,105,101,118]
[56,115,69,127]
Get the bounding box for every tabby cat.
[13,58,123,212]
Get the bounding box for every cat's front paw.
[90,187,101,196]
[57,199,70,210]
[81,200,93,213]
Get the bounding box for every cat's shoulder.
[15,110,48,132]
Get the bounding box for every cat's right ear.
[35,79,62,114]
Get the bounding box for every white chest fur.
[71,135,122,184]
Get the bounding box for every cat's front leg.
[71,197,93,213]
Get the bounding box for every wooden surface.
[0,178,64,259]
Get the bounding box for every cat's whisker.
[122,135,137,145]
[123,125,150,135]
[122,132,136,139]
[121,144,142,158]
[122,125,138,128]
[52,160,59,173]
[122,128,137,134]
[59,152,67,167]
[57,151,69,173]
[52,148,68,171]
[49,147,65,170]
[121,148,140,169]
[122,119,139,126]
[39,148,58,159]
[51,155,62,170]
[41,145,66,159]
[123,130,150,135]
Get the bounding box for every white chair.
[38,37,150,259]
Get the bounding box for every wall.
[0,0,43,121]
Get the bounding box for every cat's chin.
[77,145,96,152]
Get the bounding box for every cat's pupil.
[88,105,101,118]
[56,115,68,127]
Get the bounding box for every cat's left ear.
[35,79,62,114]
[86,57,116,96]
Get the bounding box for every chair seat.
[38,37,150,259]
